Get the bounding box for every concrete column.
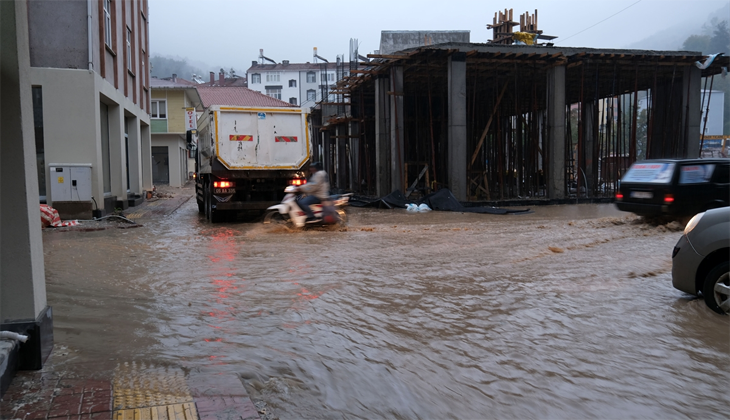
[1,0,52,370]
[126,117,142,194]
[546,65,566,199]
[682,65,702,158]
[140,123,153,192]
[581,102,596,196]
[108,104,127,207]
[448,53,467,201]
[336,127,347,189]
[349,120,360,191]
[374,75,391,196]
[390,66,405,193]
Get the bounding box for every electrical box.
[49,164,92,202]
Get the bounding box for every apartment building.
[150,76,202,187]
[28,0,152,216]
[246,61,340,108]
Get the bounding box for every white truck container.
[195,105,311,222]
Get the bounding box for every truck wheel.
[197,193,204,214]
[207,179,224,223]
[703,261,730,315]
[204,182,211,220]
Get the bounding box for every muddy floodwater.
[42,200,728,419]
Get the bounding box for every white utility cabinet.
[49,164,92,201]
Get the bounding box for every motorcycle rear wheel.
[263,210,288,225]
[337,209,347,225]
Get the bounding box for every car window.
[679,164,715,184]
[622,162,675,183]
[712,164,729,183]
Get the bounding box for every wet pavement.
[2,183,728,419]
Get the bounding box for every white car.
[671,207,730,314]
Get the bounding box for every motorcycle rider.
[295,161,330,223]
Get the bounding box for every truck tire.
[206,179,224,224]
[204,181,211,220]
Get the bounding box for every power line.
[557,0,643,44]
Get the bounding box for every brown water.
[42,201,729,419]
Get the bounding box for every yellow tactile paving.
[114,402,197,420]
[112,362,197,420]
[125,212,144,219]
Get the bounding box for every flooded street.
[42,200,729,419]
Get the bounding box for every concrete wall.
[1,0,48,324]
[27,0,89,70]
[152,135,187,187]
[166,90,186,133]
[447,53,468,200]
[30,67,150,208]
[379,31,470,55]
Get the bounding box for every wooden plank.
[469,81,509,168]
[405,165,429,198]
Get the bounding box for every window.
[307,89,316,101]
[126,27,132,71]
[103,0,112,46]
[251,73,261,84]
[321,72,334,83]
[266,72,281,82]
[289,79,296,88]
[151,100,167,118]
[306,72,316,83]
[289,97,297,105]
[32,87,45,198]
[266,88,281,100]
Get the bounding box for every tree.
[682,34,710,54]
[708,20,730,54]
[150,56,204,80]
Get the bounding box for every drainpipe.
[87,0,93,72]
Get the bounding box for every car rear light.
[664,194,674,203]
[288,178,306,186]
[615,192,623,200]
[214,181,234,188]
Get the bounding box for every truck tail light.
[289,178,306,186]
[615,192,623,200]
[214,181,234,188]
[664,194,674,203]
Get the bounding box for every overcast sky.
[149,0,728,73]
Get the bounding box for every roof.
[198,77,248,87]
[246,62,338,73]
[150,77,203,108]
[150,77,197,88]
[197,86,295,108]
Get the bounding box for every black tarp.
[349,188,530,214]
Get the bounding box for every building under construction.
[312,10,730,202]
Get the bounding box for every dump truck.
[195,105,311,222]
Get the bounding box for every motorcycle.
[264,186,351,228]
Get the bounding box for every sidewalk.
[0,181,264,420]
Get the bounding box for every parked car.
[615,158,730,217]
[671,206,730,314]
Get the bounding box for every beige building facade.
[28,0,152,216]
[150,77,202,187]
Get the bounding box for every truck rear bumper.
[214,201,279,211]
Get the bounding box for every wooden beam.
[469,80,509,168]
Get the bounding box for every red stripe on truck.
[275,136,298,142]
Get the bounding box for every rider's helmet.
[310,161,323,171]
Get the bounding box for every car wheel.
[702,261,730,315]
